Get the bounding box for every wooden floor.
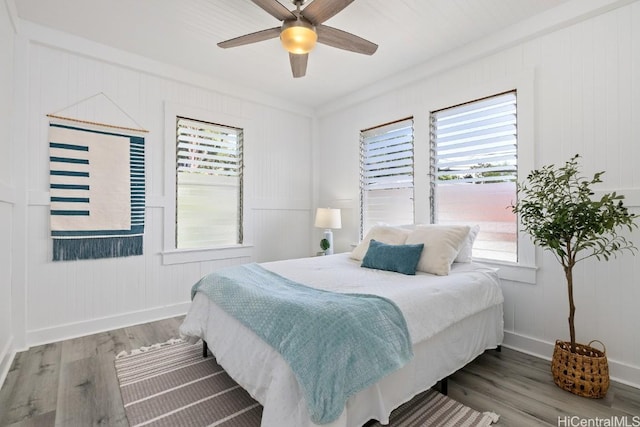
[1,316,638,427]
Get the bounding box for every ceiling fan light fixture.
[280,19,317,54]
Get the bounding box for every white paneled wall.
[0,0,16,387]
[316,3,640,386]
[13,25,314,346]
[5,0,640,393]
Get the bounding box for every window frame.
[359,117,415,239]
[176,116,244,249]
[429,90,518,263]
[423,70,536,283]
[162,102,253,265]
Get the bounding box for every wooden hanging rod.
[47,114,149,134]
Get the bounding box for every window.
[176,117,243,249]
[360,118,414,238]
[430,91,517,262]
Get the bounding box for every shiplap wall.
[316,3,640,386]
[4,0,640,392]
[0,0,16,386]
[10,22,314,346]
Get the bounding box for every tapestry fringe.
[53,236,143,261]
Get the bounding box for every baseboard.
[503,331,640,390]
[26,302,191,347]
[0,336,16,389]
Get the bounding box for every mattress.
[180,253,504,427]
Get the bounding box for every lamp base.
[323,229,334,255]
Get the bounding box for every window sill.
[473,258,538,284]
[162,244,254,265]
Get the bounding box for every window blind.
[360,118,414,237]
[176,117,243,248]
[430,92,517,262]
[431,91,517,184]
[177,117,242,177]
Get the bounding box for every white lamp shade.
[314,208,341,229]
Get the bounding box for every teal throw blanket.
[191,263,413,424]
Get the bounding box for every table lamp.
[314,208,342,255]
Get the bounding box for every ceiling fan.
[217,0,378,78]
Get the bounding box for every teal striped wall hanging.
[48,119,146,261]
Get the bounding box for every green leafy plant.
[511,154,638,352]
[320,238,330,251]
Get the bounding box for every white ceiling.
[14,0,574,109]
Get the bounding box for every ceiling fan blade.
[316,25,377,55]
[218,27,282,48]
[289,53,308,78]
[302,0,355,25]
[251,0,296,21]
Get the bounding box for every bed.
[179,225,504,427]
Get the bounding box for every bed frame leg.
[202,340,208,358]
[440,377,448,395]
[496,345,502,352]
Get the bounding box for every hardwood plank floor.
[1,316,638,426]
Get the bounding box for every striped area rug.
[115,339,499,427]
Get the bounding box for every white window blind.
[176,117,243,249]
[360,118,414,238]
[430,91,517,262]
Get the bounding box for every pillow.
[405,225,471,275]
[361,239,424,275]
[455,224,480,263]
[351,226,411,261]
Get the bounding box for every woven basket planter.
[551,339,609,398]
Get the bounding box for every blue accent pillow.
[361,239,425,275]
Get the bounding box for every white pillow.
[405,225,471,275]
[455,224,480,263]
[351,226,411,261]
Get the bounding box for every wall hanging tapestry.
[47,95,147,261]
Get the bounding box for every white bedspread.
[261,254,503,344]
[180,253,504,427]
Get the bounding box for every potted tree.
[511,154,638,398]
